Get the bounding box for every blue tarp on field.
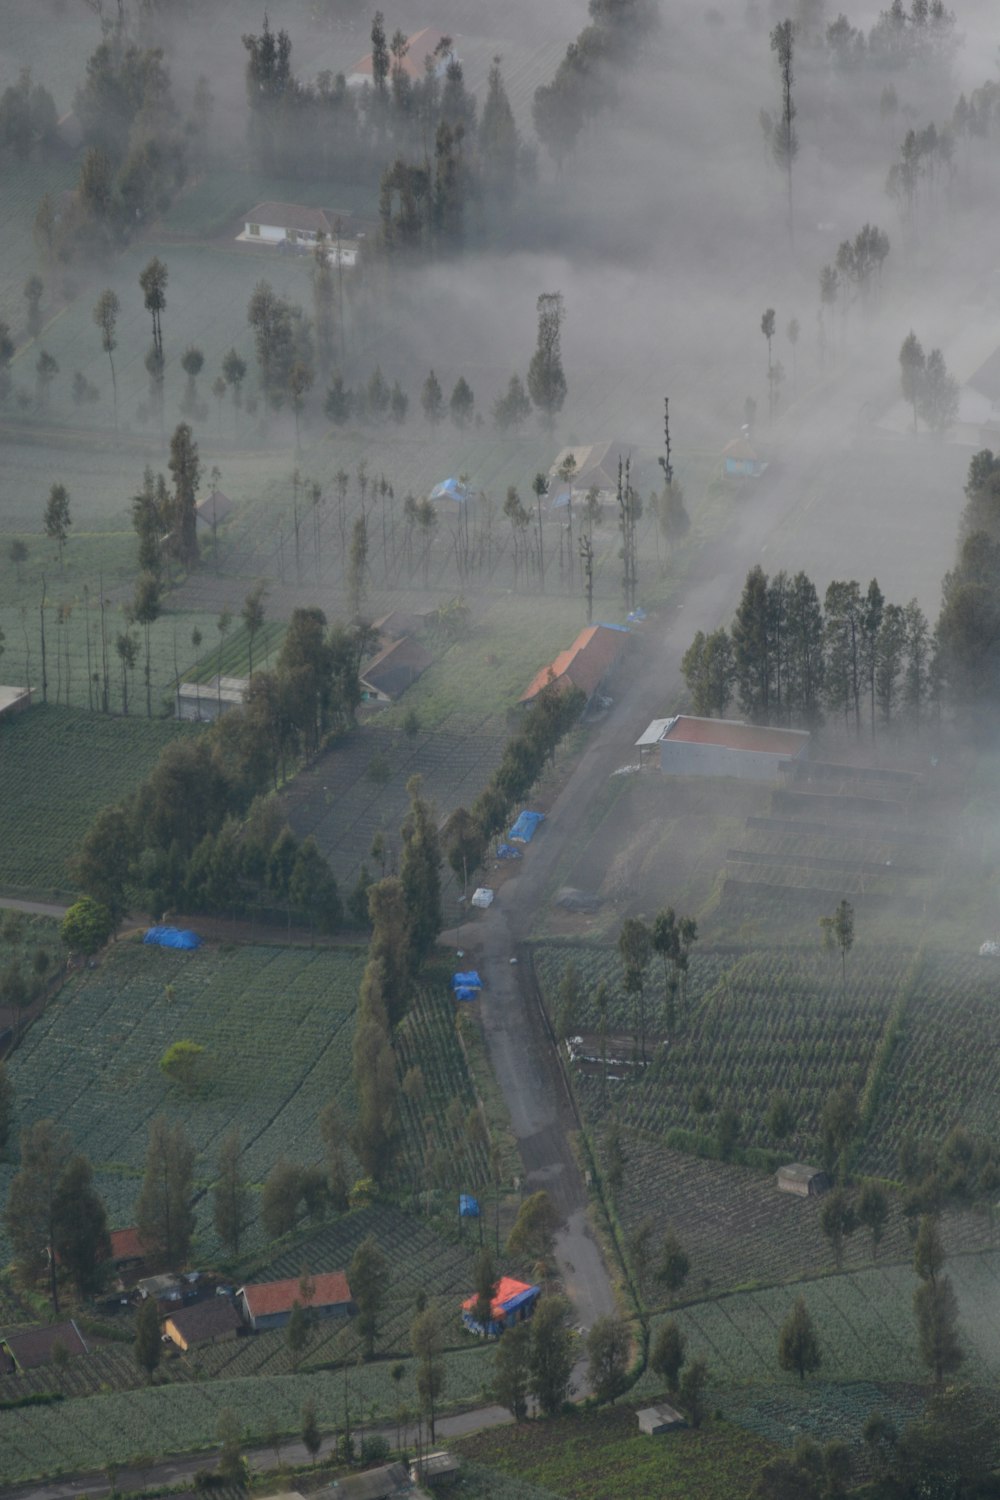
[510,811,545,844]
[496,844,522,860]
[453,970,482,1001]
[144,926,202,950]
[429,478,469,503]
[459,1194,480,1218]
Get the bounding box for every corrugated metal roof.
[636,717,675,747]
[663,717,810,755]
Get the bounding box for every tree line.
[682,451,1000,738]
[72,602,369,927]
[681,564,931,735]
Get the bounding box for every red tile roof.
[241,1271,352,1320]
[663,717,810,756]
[520,625,625,704]
[350,28,451,80]
[109,1227,147,1262]
[462,1277,537,1320]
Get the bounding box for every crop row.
[0,941,366,1265]
[860,950,1000,1174]
[537,942,913,1157]
[605,1128,999,1307]
[0,706,197,895]
[0,1348,498,1484]
[635,1250,1000,1400]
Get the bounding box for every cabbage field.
[0,705,199,898]
[0,1349,497,1485]
[0,940,367,1261]
[636,1251,1000,1398]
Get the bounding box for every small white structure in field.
[471,887,495,909]
[776,1163,831,1198]
[637,1402,687,1435]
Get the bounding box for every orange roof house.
[239,1271,353,1332]
[347,29,453,86]
[462,1277,540,1336]
[519,624,627,708]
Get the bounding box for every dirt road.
[469,375,891,1342]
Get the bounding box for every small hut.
[637,1402,687,1435]
[776,1163,831,1198]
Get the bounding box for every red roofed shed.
[239,1271,354,1332]
[655,715,809,782]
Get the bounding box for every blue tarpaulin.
[510,810,545,844]
[459,1194,480,1218]
[453,971,483,989]
[429,478,469,503]
[144,926,201,950]
[496,844,522,860]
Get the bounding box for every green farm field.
[637,1251,1000,1396]
[605,1131,995,1307]
[0,941,366,1250]
[0,943,504,1261]
[458,1407,778,1500]
[534,935,1000,1179]
[0,1349,497,1485]
[0,705,199,897]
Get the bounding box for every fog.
[3,0,1000,689]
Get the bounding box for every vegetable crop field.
[0,705,199,897]
[0,940,367,1258]
[534,942,919,1156]
[0,1350,497,1485]
[606,1133,995,1309]
[636,1250,1000,1397]
[457,1406,779,1500]
[861,950,1000,1175]
[193,1201,514,1378]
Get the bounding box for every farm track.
[471,364,908,1350]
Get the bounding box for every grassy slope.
[0,704,198,897]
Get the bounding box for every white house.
[238,203,357,263]
[958,346,1000,435]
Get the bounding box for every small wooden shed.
[637,1402,687,1435]
[776,1163,831,1197]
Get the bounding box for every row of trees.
[682,564,931,734]
[685,451,1000,735]
[73,604,365,922]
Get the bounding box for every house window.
[248,223,260,237]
